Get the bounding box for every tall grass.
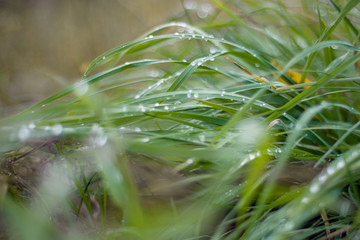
[0,0,360,239]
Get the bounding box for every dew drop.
[75,82,89,96]
[134,95,140,99]
[326,166,336,175]
[18,125,30,142]
[193,93,199,98]
[186,158,194,164]
[28,122,36,129]
[154,102,160,107]
[197,9,208,19]
[135,127,141,132]
[164,106,169,110]
[187,90,193,98]
[310,183,320,193]
[210,48,217,54]
[148,35,154,39]
[141,137,150,143]
[318,174,327,183]
[149,69,160,77]
[284,221,294,230]
[199,134,205,142]
[301,197,309,203]
[102,56,106,60]
[52,124,63,136]
[336,160,345,169]
[95,135,108,147]
[184,0,197,10]
[221,91,225,96]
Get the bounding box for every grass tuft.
[1,0,360,239]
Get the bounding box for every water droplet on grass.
[184,0,197,9]
[310,183,320,193]
[52,124,63,136]
[74,82,89,96]
[149,69,160,77]
[210,48,217,54]
[187,90,193,98]
[18,125,30,142]
[326,166,336,175]
[284,221,294,230]
[95,135,108,147]
[178,27,185,33]
[186,158,194,164]
[318,174,327,183]
[301,197,309,203]
[336,160,345,169]
[28,122,36,129]
[199,134,205,142]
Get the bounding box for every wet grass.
[0,0,360,239]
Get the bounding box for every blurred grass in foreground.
[1,0,360,239]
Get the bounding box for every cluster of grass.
[1,0,360,239]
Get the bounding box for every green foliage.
[1,0,360,239]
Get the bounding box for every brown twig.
[316,225,352,240]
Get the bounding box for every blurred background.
[0,0,182,116]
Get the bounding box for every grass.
[0,0,360,239]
